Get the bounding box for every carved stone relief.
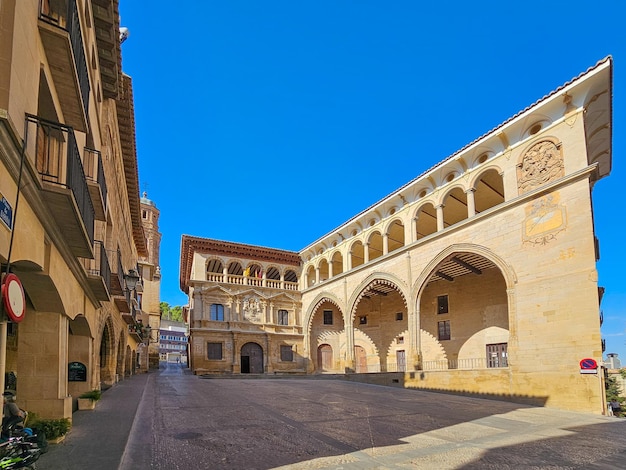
[243,295,262,322]
[517,140,564,194]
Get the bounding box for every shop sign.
[0,192,12,230]
[68,362,87,382]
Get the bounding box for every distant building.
[159,320,188,363]
[605,353,622,370]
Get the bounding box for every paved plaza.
[40,363,626,469]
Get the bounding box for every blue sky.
[119,1,625,361]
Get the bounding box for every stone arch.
[414,202,437,240]
[99,315,116,387]
[10,260,66,315]
[318,258,329,283]
[348,273,409,323]
[205,257,224,280]
[384,218,405,254]
[470,166,505,213]
[330,251,343,277]
[411,244,517,299]
[441,185,468,228]
[412,244,517,370]
[367,230,383,261]
[350,239,365,268]
[304,292,346,331]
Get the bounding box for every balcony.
[26,115,95,258]
[38,0,90,132]
[206,273,299,291]
[107,248,124,296]
[83,148,107,220]
[80,240,110,301]
[92,0,121,99]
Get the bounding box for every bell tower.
[139,192,162,369]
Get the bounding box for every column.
[315,266,320,285]
[347,251,353,270]
[222,265,228,283]
[408,304,420,371]
[383,233,389,255]
[466,188,476,217]
[328,259,334,278]
[436,204,444,231]
[411,217,418,243]
[345,313,355,372]
[364,243,370,263]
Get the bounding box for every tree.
[160,302,184,322]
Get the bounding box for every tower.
[139,192,162,369]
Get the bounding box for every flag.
[243,267,250,277]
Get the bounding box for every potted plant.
[77,389,102,410]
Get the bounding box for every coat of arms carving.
[243,296,262,322]
[517,140,564,194]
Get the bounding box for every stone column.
[364,243,370,263]
[328,259,334,278]
[436,204,444,231]
[315,266,320,285]
[466,187,476,217]
[222,265,228,283]
[345,311,355,372]
[383,233,389,255]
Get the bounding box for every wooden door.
[317,344,333,371]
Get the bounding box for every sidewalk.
[38,370,151,470]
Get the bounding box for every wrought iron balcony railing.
[38,0,90,120]
[26,114,95,256]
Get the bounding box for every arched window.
[368,231,383,261]
[416,203,437,240]
[387,220,405,253]
[331,251,343,276]
[210,304,224,321]
[442,187,468,227]
[474,169,505,213]
[351,241,364,268]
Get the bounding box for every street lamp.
[124,269,140,291]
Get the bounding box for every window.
[397,336,404,344]
[438,320,450,340]
[207,342,222,360]
[359,316,367,325]
[396,312,403,321]
[486,343,508,368]
[437,295,449,314]
[278,309,289,326]
[280,345,293,362]
[323,310,333,325]
[210,304,224,321]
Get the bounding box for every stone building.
[138,192,162,369]
[181,58,612,414]
[180,237,303,374]
[159,319,187,364]
[0,0,147,419]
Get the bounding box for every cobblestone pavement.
[40,363,626,469]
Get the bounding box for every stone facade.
[0,0,146,419]
[181,58,612,414]
[139,192,162,369]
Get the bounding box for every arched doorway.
[355,346,367,373]
[241,342,263,374]
[317,344,333,371]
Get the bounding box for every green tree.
[606,375,623,403]
[160,302,184,322]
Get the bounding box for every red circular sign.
[579,358,598,370]
[1,273,26,323]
